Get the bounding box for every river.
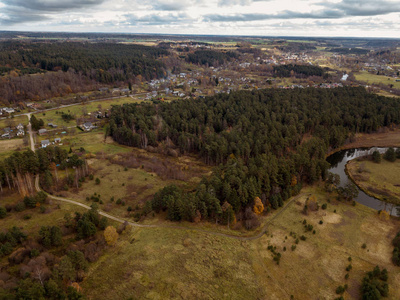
[327,147,400,217]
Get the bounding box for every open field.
[37,96,143,129]
[56,150,209,219]
[81,185,400,299]
[355,71,400,89]
[0,138,27,159]
[0,115,28,129]
[347,159,400,205]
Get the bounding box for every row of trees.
[186,50,238,67]
[273,64,326,77]
[0,146,87,195]
[108,87,400,224]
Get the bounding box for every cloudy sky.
[1,0,400,37]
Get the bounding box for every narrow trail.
[27,113,301,241]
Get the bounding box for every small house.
[3,108,15,114]
[38,129,47,135]
[41,140,51,148]
[1,133,10,138]
[48,123,58,128]
[82,122,94,131]
[55,138,61,143]
[17,129,24,136]
[16,123,24,130]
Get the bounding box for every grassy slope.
[347,159,400,205]
[355,71,400,89]
[81,186,400,300]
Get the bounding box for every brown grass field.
[81,186,400,300]
[347,158,400,205]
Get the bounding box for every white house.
[41,140,51,148]
[82,122,94,131]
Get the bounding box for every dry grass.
[58,156,206,219]
[0,138,28,159]
[347,159,400,205]
[329,128,400,154]
[81,186,400,300]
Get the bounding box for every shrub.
[372,150,382,163]
[319,220,323,224]
[95,178,100,185]
[384,147,396,162]
[335,285,345,295]
[321,203,327,210]
[0,206,6,219]
[362,243,367,249]
[291,245,296,251]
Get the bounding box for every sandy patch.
[323,212,343,224]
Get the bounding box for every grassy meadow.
[355,71,400,89]
[81,186,400,300]
[347,158,400,205]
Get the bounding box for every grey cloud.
[150,0,205,11]
[205,0,400,22]
[217,0,264,7]
[331,0,400,16]
[0,0,104,25]
[1,0,105,12]
[204,10,344,22]
[124,12,192,25]
[0,6,50,25]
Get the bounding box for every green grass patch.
[355,71,400,89]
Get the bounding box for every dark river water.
[327,147,399,217]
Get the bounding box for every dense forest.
[273,64,326,77]
[186,50,238,67]
[0,42,168,104]
[108,87,400,224]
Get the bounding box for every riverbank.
[327,128,400,157]
[346,158,400,208]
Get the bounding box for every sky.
[0,0,400,37]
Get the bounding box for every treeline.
[328,47,370,55]
[0,146,88,195]
[0,41,168,104]
[273,64,326,77]
[186,50,238,67]
[108,87,400,225]
[0,70,97,105]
